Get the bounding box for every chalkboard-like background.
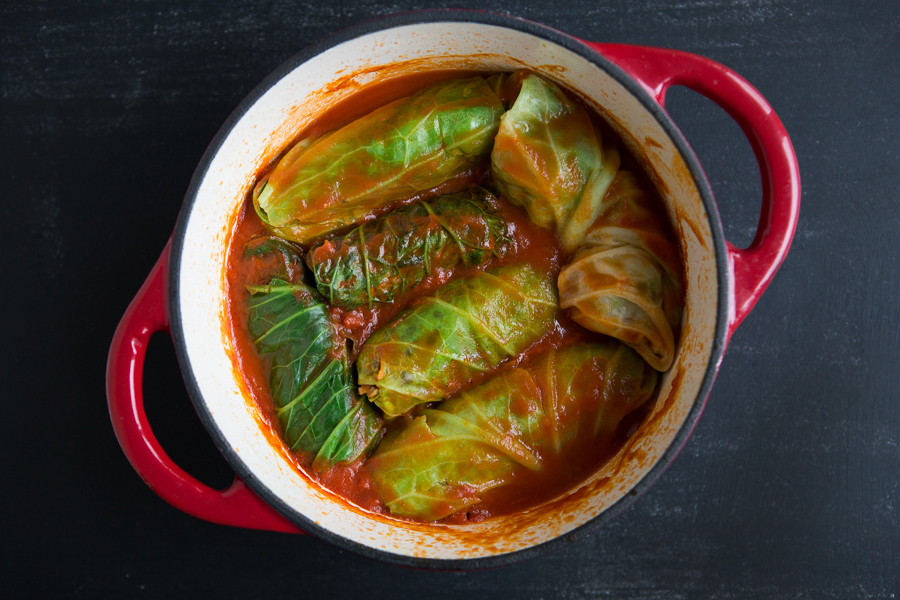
[2,1,898,597]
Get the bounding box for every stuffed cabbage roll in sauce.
[305,188,509,309]
[253,77,504,244]
[491,73,683,371]
[356,263,558,417]
[223,69,684,524]
[241,241,383,471]
[367,341,656,521]
[559,171,684,370]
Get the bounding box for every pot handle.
[585,42,800,336]
[105,240,302,533]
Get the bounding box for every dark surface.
[2,0,898,597]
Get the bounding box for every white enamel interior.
[175,21,720,562]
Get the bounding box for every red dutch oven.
[106,11,799,568]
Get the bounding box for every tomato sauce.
[223,70,677,523]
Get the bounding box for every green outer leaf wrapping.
[246,278,382,469]
[366,367,541,521]
[528,341,657,454]
[367,341,657,521]
[491,73,683,371]
[557,170,684,371]
[356,263,559,417]
[246,279,332,409]
[305,188,509,309]
[273,358,355,453]
[253,77,505,244]
[366,415,513,521]
[490,73,621,253]
[313,400,383,472]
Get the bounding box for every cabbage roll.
[247,278,382,470]
[254,77,505,244]
[491,72,683,370]
[356,264,558,417]
[558,171,683,371]
[490,72,621,252]
[367,341,657,521]
[305,188,508,309]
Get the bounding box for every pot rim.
[168,9,730,569]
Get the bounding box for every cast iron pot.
[106,11,800,568]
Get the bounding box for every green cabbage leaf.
[490,72,621,252]
[367,341,657,521]
[305,187,509,309]
[247,278,382,470]
[254,77,504,244]
[356,264,558,417]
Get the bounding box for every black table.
[3,1,898,597]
